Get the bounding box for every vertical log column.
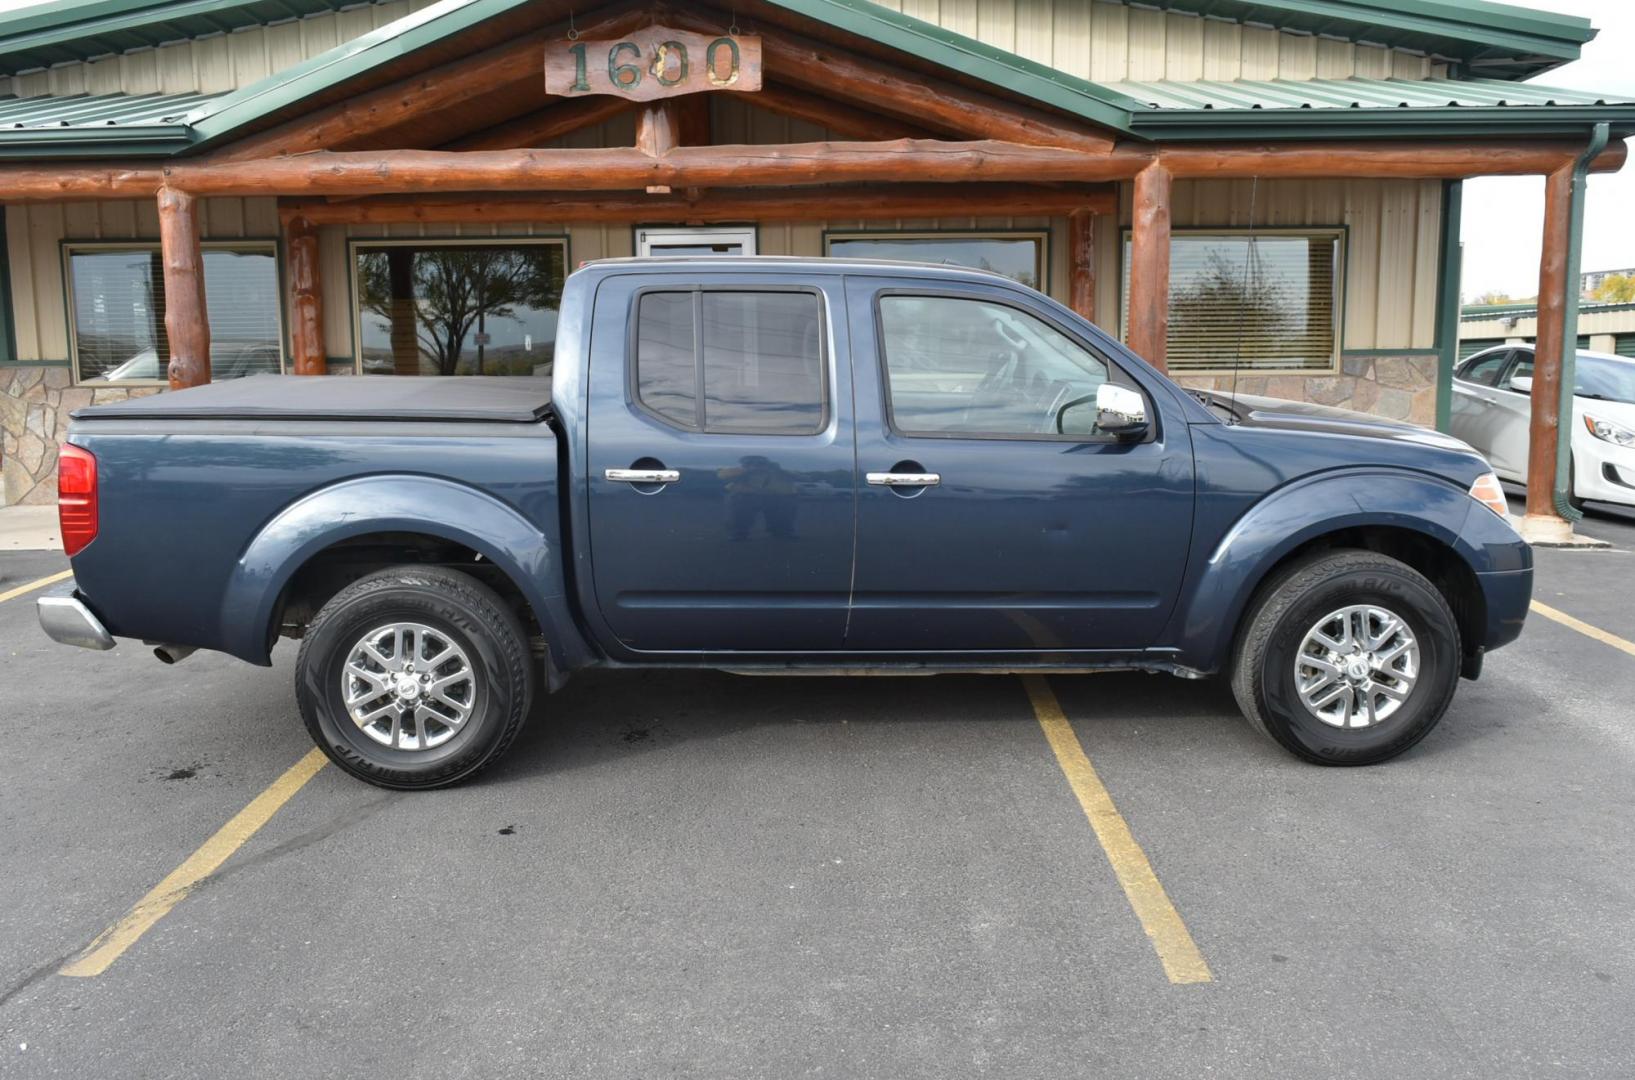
[1068,208,1097,323]
[1524,162,1573,534]
[157,187,210,390]
[637,102,680,194]
[1127,162,1172,372]
[285,215,326,375]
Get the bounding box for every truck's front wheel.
[1231,550,1461,765]
[296,567,535,789]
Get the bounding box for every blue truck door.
[585,272,856,653]
[843,276,1195,652]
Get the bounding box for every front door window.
[352,240,566,376]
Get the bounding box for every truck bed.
[74,374,553,424]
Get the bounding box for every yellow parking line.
[1022,675,1212,985]
[1530,600,1635,658]
[60,748,329,977]
[0,569,72,605]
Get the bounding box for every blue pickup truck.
[40,257,1531,788]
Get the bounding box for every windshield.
[1575,355,1635,404]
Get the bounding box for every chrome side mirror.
[1096,383,1149,440]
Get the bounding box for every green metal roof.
[0,0,1629,158]
[0,89,224,154]
[1101,76,1635,140]
[0,0,1601,80]
[0,0,386,75]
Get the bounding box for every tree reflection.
[359,247,563,375]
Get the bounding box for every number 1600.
[567,37,742,92]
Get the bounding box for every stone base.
[0,366,162,506]
[1517,513,1611,548]
[1178,353,1440,427]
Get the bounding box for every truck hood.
[1199,392,1478,454]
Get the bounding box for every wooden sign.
[545,27,762,101]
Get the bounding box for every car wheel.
[1231,550,1460,766]
[296,566,535,789]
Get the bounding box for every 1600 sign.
[544,27,763,101]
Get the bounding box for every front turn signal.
[1469,472,1509,518]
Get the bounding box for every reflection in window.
[826,233,1045,289]
[1122,231,1342,373]
[355,242,566,376]
[68,246,282,383]
[634,290,825,435]
[879,295,1109,437]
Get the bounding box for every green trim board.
[1434,179,1462,432]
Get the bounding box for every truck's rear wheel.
[1231,550,1460,765]
[296,566,534,789]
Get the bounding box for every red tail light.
[58,443,98,557]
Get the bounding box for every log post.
[285,215,326,375]
[157,187,209,390]
[1068,208,1096,323]
[1523,162,1574,536]
[1127,162,1172,372]
[637,102,680,194]
[387,249,419,375]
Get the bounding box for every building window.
[66,243,282,384]
[1122,229,1343,374]
[351,239,567,376]
[825,231,1047,291]
[634,289,826,435]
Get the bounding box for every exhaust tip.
[152,644,196,665]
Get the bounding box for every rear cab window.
[633,289,827,435]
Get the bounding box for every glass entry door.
[636,226,757,257]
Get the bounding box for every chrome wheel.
[341,622,478,751]
[1294,605,1420,729]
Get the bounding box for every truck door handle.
[605,468,680,484]
[867,471,940,487]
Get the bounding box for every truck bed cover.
[73,374,553,423]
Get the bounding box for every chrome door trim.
[605,468,681,484]
[866,472,940,487]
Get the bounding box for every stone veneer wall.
[0,366,160,506]
[1175,353,1441,427]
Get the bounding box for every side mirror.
[1509,375,1533,394]
[1096,383,1149,440]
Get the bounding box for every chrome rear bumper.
[38,594,116,651]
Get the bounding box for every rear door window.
[633,289,826,435]
[1458,351,1513,387]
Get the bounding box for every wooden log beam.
[0,138,1623,204]
[157,187,209,390]
[216,6,649,160]
[282,183,1118,226]
[1525,160,1573,526]
[1126,162,1172,373]
[1068,208,1096,323]
[696,16,1117,154]
[444,97,634,152]
[284,215,325,376]
[749,82,932,141]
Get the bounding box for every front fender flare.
[1168,468,1502,672]
[218,475,580,668]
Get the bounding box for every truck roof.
[576,255,1020,283]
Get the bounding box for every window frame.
[1118,226,1348,377]
[63,238,285,386]
[345,234,570,376]
[626,283,832,437]
[823,229,1051,293]
[634,225,758,257]
[871,286,1152,445]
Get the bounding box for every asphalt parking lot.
[2,496,1634,1079]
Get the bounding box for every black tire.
[1230,550,1461,766]
[296,566,535,789]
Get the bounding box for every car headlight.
[1583,414,1635,448]
[1468,472,1509,517]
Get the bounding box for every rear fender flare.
[219,475,581,669]
[1170,469,1488,672]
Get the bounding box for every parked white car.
[1451,344,1635,508]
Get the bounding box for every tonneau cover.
[72,374,553,423]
